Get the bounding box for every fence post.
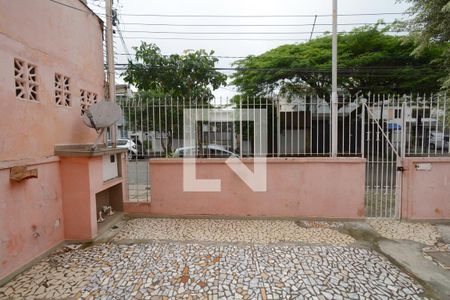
[401,101,407,158]
[395,100,408,219]
[360,99,366,158]
[277,98,281,157]
[239,97,243,157]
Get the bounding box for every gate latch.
[397,166,405,172]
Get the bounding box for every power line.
[112,70,444,78]
[114,65,447,71]
[115,53,251,58]
[117,28,132,60]
[49,0,90,13]
[117,22,395,27]
[114,49,448,73]
[112,64,446,73]
[118,37,310,41]
[114,8,133,61]
[49,1,407,24]
[309,15,318,41]
[118,30,407,35]
[118,31,408,40]
[115,53,448,67]
[120,30,326,35]
[109,12,406,18]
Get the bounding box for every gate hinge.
[397,166,405,172]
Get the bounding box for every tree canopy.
[122,43,228,155]
[123,43,227,101]
[400,0,450,47]
[231,26,448,99]
[399,0,450,88]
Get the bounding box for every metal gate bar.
[118,93,449,213]
[363,100,401,218]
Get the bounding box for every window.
[412,108,431,119]
[394,109,402,118]
[14,58,38,101]
[54,73,71,107]
[80,89,98,115]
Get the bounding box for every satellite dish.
[82,101,122,129]
[82,101,122,150]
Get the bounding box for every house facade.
[0,0,105,282]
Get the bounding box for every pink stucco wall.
[60,153,127,241]
[401,157,450,220]
[0,0,105,282]
[0,0,104,161]
[0,158,64,280]
[59,157,95,241]
[125,158,366,219]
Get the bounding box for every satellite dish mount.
[82,101,122,151]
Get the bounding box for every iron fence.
[118,95,371,158]
[119,94,449,159]
[119,93,449,210]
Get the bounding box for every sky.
[87,0,411,99]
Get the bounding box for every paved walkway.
[113,219,355,246]
[0,243,425,300]
[0,218,441,299]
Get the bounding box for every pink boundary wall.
[125,157,366,219]
[0,158,64,280]
[401,157,450,220]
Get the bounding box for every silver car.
[174,145,238,158]
[429,133,449,150]
[109,139,138,158]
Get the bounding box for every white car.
[174,145,238,158]
[109,139,138,158]
[429,133,449,150]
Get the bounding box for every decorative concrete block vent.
[14,58,38,101]
[54,73,71,107]
[80,89,98,115]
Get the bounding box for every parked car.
[129,135,149,158]
[429,133,449,150]
[108,139,138,158]
[174,145,238,158]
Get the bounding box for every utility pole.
[331,0,338,157]
[105,0,117,146]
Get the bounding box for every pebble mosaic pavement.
[113,219,355,246]
[0,218,436,299]
[368,220,441,246]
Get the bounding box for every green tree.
[232,26,447,99]
[120,90,177,155]
[123,43,227,101]
[122,43,227,155]
[399,0,450,88]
